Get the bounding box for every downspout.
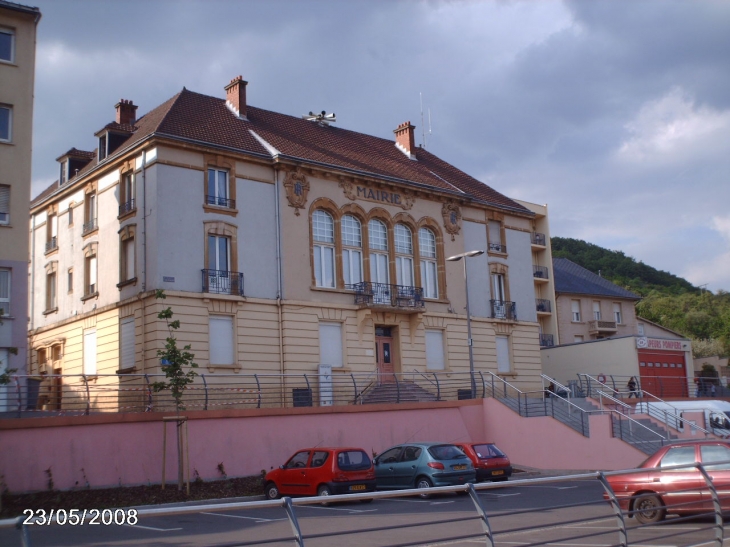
[141,150,148,373]
[29,215,36,338]
[274,167,284,378]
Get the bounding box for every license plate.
[453,465,467,470]
[350,485,366,491]
[492,470,504,476]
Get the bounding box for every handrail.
[596,390,631,412]
[541,373,571,399]
[609,408,669,442]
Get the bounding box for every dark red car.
[605,440,730,523]
[453,442,512,482]
[264,447,376,500]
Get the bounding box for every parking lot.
[1,478,725,547]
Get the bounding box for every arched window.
[313,210,335,288]
[394,224,414,287]
[419,227,438,298]
[341,215,362,287]
[368,219,389,284]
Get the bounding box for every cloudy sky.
[27,0,730,291]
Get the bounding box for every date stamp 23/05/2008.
[22,508,138,526]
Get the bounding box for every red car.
[605,440,730,523]
[264,447,376,500]
[453,442,512,482]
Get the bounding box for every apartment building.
[0,1,40,401]
[27,75,547,409]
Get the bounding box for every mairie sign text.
[357,186,403,205]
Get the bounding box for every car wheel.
[264,482,280,500]
[318,485,332,506]
[416,476,433,499]
[634,494,666,524]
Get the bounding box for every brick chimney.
[115,99,138,125]
[394,121,416,158]
[225,75,248,118]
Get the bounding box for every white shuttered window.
[425,330,445,370]
[496,335,511,373]
[120,317,135,370]
[209,316,235,365]
[84,330,97,375]
[319,322,343,367]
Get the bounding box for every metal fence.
[2,464,727,547]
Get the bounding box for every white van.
[635,400,730,436]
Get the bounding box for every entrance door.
[375,327,395,383]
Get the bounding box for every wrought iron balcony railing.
[119,199,136,216]
[206,195,236,209]
[531,232,546,246]
[490,300,516,320]
[533,265,549,279]
[202,269,244,296]
[82,218,97,235]
[536,298,552,313]
[352,282,424,310]
[45,237,57,253]
[488,242,506,253]
[539,333,555,347]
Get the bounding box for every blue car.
[374,442,476,495]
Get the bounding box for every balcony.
[352,282,424,313]
[539,333,555,347]
[119,199,136,216]
[531,232,546,247]
[202,269,245,296]
[533,265,549,281]
[490,300,516,321]
[45,237,58,253]
[82,218,97,235]
[488,242,506,253]
[206,195,236,209]
[536,298,552,314]
[588,320,617,335]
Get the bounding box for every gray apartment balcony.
[82,218,98,235]
[536,298,552,314]
[588,320,617,335]
[533,265,549,281]
[539,333,555,347]
[44,236,57,253]
[490,300,516,321]
[352,282,424,313]
[531,232,546,248]
[202,269,244,296]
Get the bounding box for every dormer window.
[98,134,108,161]
[59,161,67,185]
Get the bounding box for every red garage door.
[637,350,688,397]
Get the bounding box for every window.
[341,215,362,286]
[574,335,584,343]
[0,27,13,63]
[0,185,8,224]
[45,213,58,252]
[488,220,505,253]
[120,172,135,215]
[119,226,136,285]
[491,273,506,302]
[68,204,73,226]
[368,219,389,284]
[83,330,97,375]
[120,317,135,371]
[207,168,230,207]
[0,268,9,315]
[319,322,343,367]
[613,302,622,324]
[593,301,601,321]
[83,244,98,296]
[209,316,235,365]
[59,161,67,186]
[313,210,335,288]
[394,224,414,287]
[571,300,581,322]
[702,444,730,471]
[419,228,438,299]
[496,335,511,373]
[208,235,229,271]
[67,268,73,294]
[46,270,57,311]
[98,134,107,161]
[425,329,445,370]
[0,105,11,142]
[638,323,645,336]
[84,193,97,234]
[659,446,695,469]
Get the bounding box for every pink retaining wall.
[0,399,645,494]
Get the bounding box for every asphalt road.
[1,479,725,547]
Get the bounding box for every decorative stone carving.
[283,168,310,216]
[339,177,357,200]
[441,201,462,241]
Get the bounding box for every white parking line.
[480,492,521,497]
[300,505,378,513]
[430,501,455,505]
[556,486,577,490]
[124,524,183,532]
[201,511,286,523]
[381,498,431,503]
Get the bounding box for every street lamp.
[447,250,485,398]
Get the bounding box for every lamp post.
[447,250,485,398]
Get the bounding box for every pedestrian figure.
[627,376,639,398]
[711,383,717,397]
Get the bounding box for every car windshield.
[472,444,505,459]
[428,444,467,460]
[337,450,371,471]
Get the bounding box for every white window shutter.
[319,322,343,367]
[425,330,445,370]
[496,336,510,373]
[120,317,135,370]
[84,330,97,375]
[209,316,234,365]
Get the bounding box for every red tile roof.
[34,87,530,215]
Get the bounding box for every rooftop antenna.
[302,110,336,126]
[419,93,432,149]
